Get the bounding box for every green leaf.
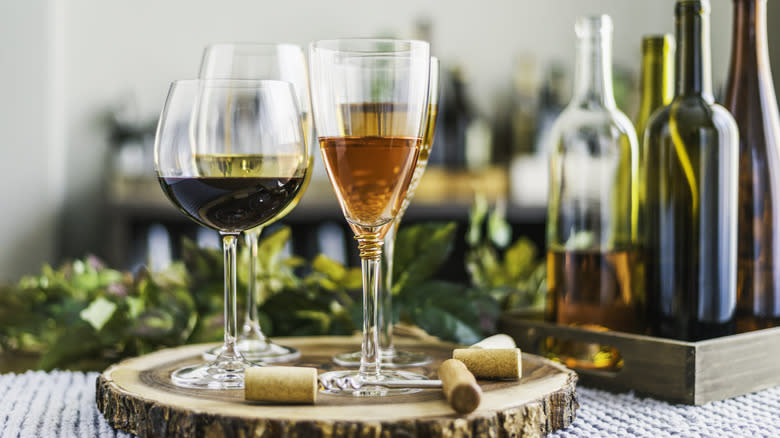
[401,281,492,345]
[312,254,348,282]
[393,222,457,294]
[487,200,512,248]
[37,323,103,371]
[257,226,292,271]
[503,237,538,281]
[467,193,489,246]
[79,297,117,332]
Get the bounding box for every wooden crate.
[499,312,780,405]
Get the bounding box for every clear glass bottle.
[644,0,739,341]
[546,15,643,369]
[724,0,780,332]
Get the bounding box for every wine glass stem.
[357,235,383,380]
[243,227,266,340]
[220,232,241,360]
[379,221,400,357]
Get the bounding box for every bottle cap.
[676,0,711,15]
[575,15,613,39]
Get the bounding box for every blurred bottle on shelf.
[724,0,780,332]
[433,65,471,170]
[644,0,738,341]
[533,63,567,158]
[545,15,643,370]
[507,60,563,207]
[494,55,539,165]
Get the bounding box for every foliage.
[0,256,195,371]
[465,194,547,312]
[0,202,545,371]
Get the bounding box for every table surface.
[0,370,778,437]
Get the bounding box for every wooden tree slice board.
[97,336,578,438]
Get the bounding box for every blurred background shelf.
[106,172,547,282]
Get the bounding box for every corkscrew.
[318,375,442,391]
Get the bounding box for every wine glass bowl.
[309,38,431,396]
[198,43,314,363]
[154,79,308,388]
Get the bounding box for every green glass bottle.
[636,35,675,139]
[636,35,675,239]
[644,0,739,341]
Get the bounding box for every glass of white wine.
[198,43,314,363]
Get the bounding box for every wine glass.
[333,57,440,368]
[309,38,431,396]
[154,79,308,389]
[199,43,313,363]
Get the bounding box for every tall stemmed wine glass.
[154,79,308,389]
[333,57,440,368]
[199,43,313,363]
[310,39,431,396]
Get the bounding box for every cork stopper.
[453,348,522,380]
[438,359,482,414]
[469,334,517,349]
[245,366,318,404]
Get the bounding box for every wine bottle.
[546,15,643,369]
[644,0,739,341]
[636,35,675,139]
[437,66,472,170]
[636,35,675,239]
[724,0,780,332]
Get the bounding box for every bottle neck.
[731,0,772,78]
[675,1,714,100]
[639,37,674,116]
[572,33,616,108]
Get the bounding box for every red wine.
[159,176,303,232]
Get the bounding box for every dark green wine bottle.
[643,0,739,341]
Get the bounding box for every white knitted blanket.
[0,370,778,437]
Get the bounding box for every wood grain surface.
[96,336,578,438]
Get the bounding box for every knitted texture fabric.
[0,370,778,437]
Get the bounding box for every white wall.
[0,0,64,280]
[0,0,776,278]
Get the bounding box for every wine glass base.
[170,357,257,389]
[202,339,301,363]
[318,369,428,397]
[332,350,433,368]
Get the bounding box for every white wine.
[194,153,306,178]
[398,104,438,217]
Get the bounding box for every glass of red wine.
[154,79,308,389]
[198,43,313,364]
[309,39,431,396]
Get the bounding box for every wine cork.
[438,359,482,415]
[245,366,317,404]
[453,348,522,380]
[470,334,517,349]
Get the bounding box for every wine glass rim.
[169,78,297,89]
[310,38,429,54]
[203,42,304,51]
